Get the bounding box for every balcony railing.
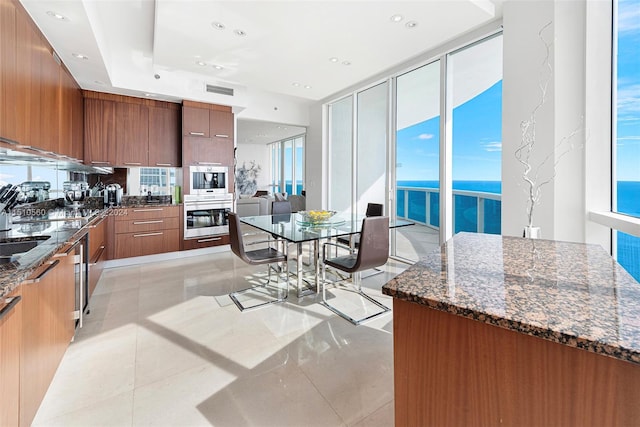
[396,186,502,234]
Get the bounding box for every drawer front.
[114,206,179,222]
[115,216,180,234]
[114,229,180,259]
[183,234,230,250]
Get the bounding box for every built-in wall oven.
[183,194,233,239]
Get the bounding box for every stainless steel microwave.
[189,165,228,195]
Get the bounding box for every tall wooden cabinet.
[182,100,235,196]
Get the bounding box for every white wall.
[502,0,611,249]
[235,143,271,193]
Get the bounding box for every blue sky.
[396,81,502,182]
[616,0,640,182]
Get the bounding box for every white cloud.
[417,133,434,140]
[482,141,502,152]
[618,2,640,33]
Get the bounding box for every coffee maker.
[63,181,89,208]
[104,184,123,207]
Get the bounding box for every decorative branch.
[514,21,584,229]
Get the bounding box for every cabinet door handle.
[23,260,60,284]
[0,296,21,321]
[88,216,106,228]
[90,161,110,165]
[189,132,205,136]
[133,232,163,238]
[132,208,163,212]
[89,245,106,266]
[156,163,171,166]
[123,162,142,166]
[133,220,164,225]
[196,162,221,166]
[197,237,221,243]
[214,134,229,138]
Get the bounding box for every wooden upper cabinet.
[40,41,60,153]
[115,102,149,166]
[84,98,116,166]
[149,106,180,167]
[210,109,233,140]
[71,84,84,162]
[0,0,17,142]
[58,69,74,157]
[15,12,42,150]
[183,106,210,137]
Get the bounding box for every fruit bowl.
[297,210,337,224]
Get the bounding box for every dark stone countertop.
[382,232,640,365]
[0,207,107,299]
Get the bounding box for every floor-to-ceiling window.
[614,0,640,281]
[356,82,388,214]
[268,135,305,196]
[328,96,354,213]
[395,61,441,259]
[269,143,281,194]
[448,35,503,234]
[326,31,502,262]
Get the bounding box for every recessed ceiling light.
[211,21,225,30]
[304,85,312,89]
[292,82,300,87]
[405,21,418,28]
[329,57,339,63]
[234,29,247,36]
[390,14,403,23]
[213,65,224,70]
[196,61,206,66]
[342,61,351,66]
[72,53,89,60]
[46,11,69,21]
[144,93,156,97]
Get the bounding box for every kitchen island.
[382,232,640,426]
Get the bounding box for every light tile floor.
[33,247,412,427]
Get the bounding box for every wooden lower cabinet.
[0,288,22,427]
[113,206,180,259]
[20,248,75,427]
[182,234,230,250]
[114,229,180,258]
[392,299,640,426]
[88,215,107,298]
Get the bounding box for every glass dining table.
[239,212,413,297]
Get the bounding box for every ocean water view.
[397,180,502,234]
[396,180,640,282]
[617,181,640,281]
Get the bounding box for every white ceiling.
[236,118,306,145]
[19,0,503,144]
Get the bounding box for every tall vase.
[523,226,541,239]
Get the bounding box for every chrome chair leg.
[320,266,390,325]
[229,260,288,311]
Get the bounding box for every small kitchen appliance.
[104,183,123,207]
[189,165,228,195]
[63,181,89,208]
